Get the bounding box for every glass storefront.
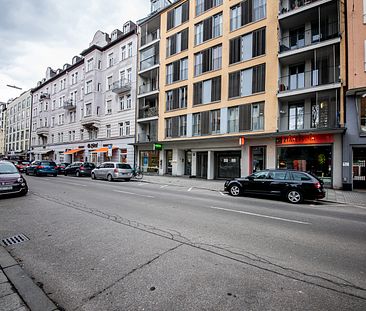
[277,145,332,186]
[215,151,241,179]
[353,148,366,189]
[140,150,159,173]
[251,146,266,173]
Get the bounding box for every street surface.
[0,175,366,310]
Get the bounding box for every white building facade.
[0,102,7,158]
[30,21,138,165]
[5,91,32,160]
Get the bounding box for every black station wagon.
[224,169,326,204]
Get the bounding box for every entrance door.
[196,152,208,179]
[216,152,241,179]
[353,148,366,189]
[166,150,173,175]
[184,151,192,176]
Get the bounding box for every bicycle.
[132,166,143,180]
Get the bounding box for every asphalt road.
[0,175,366,310]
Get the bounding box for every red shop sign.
[276,134,334,145]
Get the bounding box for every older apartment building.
[136,0,346,188]
[31,21,138,165]
[5,90,32,160]
[342,0,366,190]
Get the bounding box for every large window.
[289,104,304,130]
[229,64,265,98]
[194,45,222,76]
[167,28,189,57]
[193,110,220,136]
[228,103,258,132]
[166,57,188,84]
[196,0,223,16]
[361,97,366,133]
[166,86,188,111]
[195,13,223,45]
[167,1,189,30]
[165,115,187,138]
[193,76,221,105]
[230,0,266,31]
[230,27,265,64]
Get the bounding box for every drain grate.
[1,234,29,246]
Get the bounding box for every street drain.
[1,234,29,246]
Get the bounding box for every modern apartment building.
[31,21,138,165]
[4,90,32,160]
[0,102,7,158]
[135,0,175,174]
[136,0,346,188]
[342,0,366,190]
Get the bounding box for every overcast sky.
[0,0,151,102]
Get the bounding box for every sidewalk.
[141,174,366,207]
[0,246,57,311]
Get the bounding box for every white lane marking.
[219,191,225,196]
[138,183,145,186]
[160,185,169,189]
[207,206,311,225]
[55,181,87,187]
[43,178,50,181]
[114,190,155,198]
[188,187,193,192]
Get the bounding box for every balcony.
[140,54,159,72]
[36,126,49,136]
[279,0,328,17]
[278,66,340,97]
[138,106,158,119]
[141,29,160,47]
[139,81,158,95]
[63,99,76,110]
[81,115,101,128]
[112,79,131,94]
[39,93,50,101]
[137,133,157,143]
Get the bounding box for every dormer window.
[111,31,118,41]
[123,22,130,34]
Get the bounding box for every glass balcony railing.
[139,81,158,95]
[278,66,340,93]
[140,55,159,71]
[279,0,320,15]
[141,29,160,47]
[138,133,157,143]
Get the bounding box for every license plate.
[0,186,12,191]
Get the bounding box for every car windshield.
[41,162,56,166]
[116,164,131,169]
[21,162,30,165]
[0,163,18,174]
[83,163,95,168]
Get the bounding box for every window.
[108,53,114,67]
[166,86,188,111]
[210,109,220,134]
[165,115,187,137]
[230,27,266,64]
[194,45,222,76]
[80,129,84,140]
[121,46,126,60]
[292,172,311,181]
[87,58,94,71]
[360,97,366,132]
[166,57,188,84]
[196,0,222,16]
[125,121,130,135]
[86,80,93,94]
[289,64,305,90]
[106,100,112,114]
[230,0,266,31]
[229,64,265,98]
[193,76,221,105]
[228,104,252,132]
[126,95,132,109]
[85,103,92,116]
[167,1,189,30]
[289,104,304,130]
[127,68,132,82]
[195,13,222,45]
[167,28,189,57]
[128,43,133,57]
[53,83,57,94]
[68,131,72,141]
[106,125,111,138]
[107,76,113,90]
[119,96,126,110]
[119,122,124,136]
[192,113,202,136]
[252,102,264,131]
[58,114,64,125]
[52,100,56,110]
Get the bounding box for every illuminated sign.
[276,134,334,145]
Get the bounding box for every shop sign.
[239,137,245,145]
[276,134,334,145]
[153,143,163,151]
[87,143,98,148]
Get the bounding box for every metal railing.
[138,106,158,119]
[63,99,75,110]
[280,0,320,15]
[278,66,340,92]
[279,22,339,53]
[138,133,157,143]
[112,79,131,93]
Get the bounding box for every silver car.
[91,162,133,181]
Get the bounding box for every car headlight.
[17,177,24,183]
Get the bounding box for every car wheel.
[25,170,29,176]
[20,188,28,196]
[107,174,113,182]
[53,173,57,177]
[229,184,241,196]
[287,190,303,204]
[91,173,96,180]
[76,171,80,177]
[35,170,39,176]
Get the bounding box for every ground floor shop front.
[31,138,134,166]
[137,133,342,188]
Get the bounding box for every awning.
[64,148,84,155]
[94,146,118,153]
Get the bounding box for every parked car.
[91,162,133,181]
[56,162,70,175]
[64,162,95,177]
[26,160,58,176]
[224,169,325,204]
[0,161,28,196]
[15,161,30,173]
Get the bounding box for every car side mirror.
[247,176,254,181]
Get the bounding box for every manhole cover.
[1,234,29,246]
